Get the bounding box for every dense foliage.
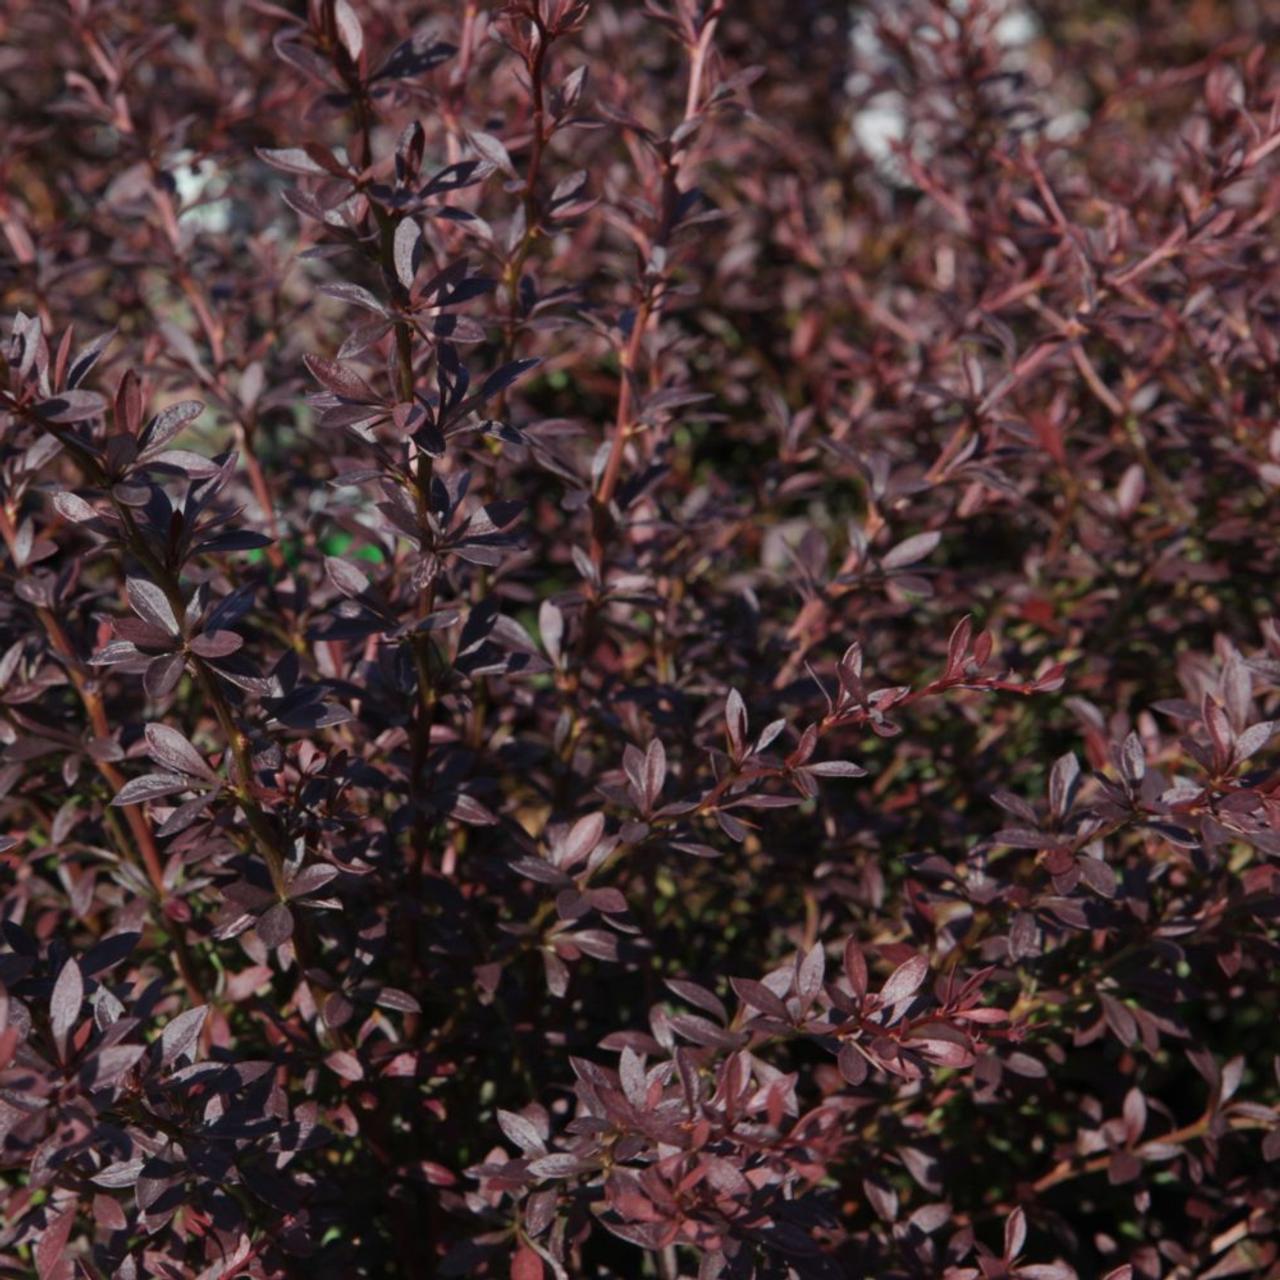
[1,0,1278,1276]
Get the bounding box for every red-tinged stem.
[109,500,292,894]
[232,415,287,570]
[373,203,439,882]
[589,10,720,569]
[590,295,651,567]
[1031,1112,1216,1194]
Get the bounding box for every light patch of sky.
[172,150,233,235]
[848,3,1087,183]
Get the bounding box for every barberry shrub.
[1,0,1278,1276]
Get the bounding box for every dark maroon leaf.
[256,903,295,948]
[188,630,243,658]
[144,723,215,781]
[325,1048,364,1081]
[373,988,421,1014]
[287,864,340,899]
[730,977,790,1020]
[52,491,97,523]
[39,390,106,423]
[305,354,378,401]
[144,652,186,700]
[479,358,540,402]
[112,772,192,806]
[140,399,204,452]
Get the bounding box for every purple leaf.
[882,530,941,570]
[394,218,422,290]
[558,812,604,869]
[880,954,929,1007]
[52,492,97,523]
[497,1109,546,1155]
[326,556,371,598]
[467,129,517,178]
[333,0,364,62]
[287,864,340,899]
[160,1006,208,1067]
[805,759,868,777]
[126,578,179,636]
[50,958,84,1060]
